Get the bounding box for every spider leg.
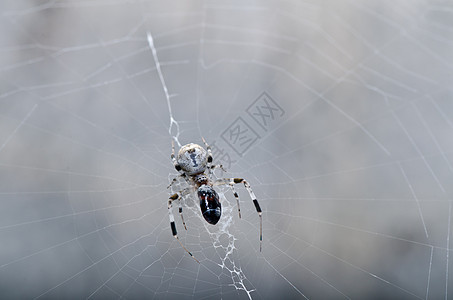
[178,196,187,230]
[201,138,227,177]
[214,178,240,217]
[230,182,241,218]
[242,179,262,252]
[214,178,262,251]
[167,173,186,189]
[201,137,213,175]
[209,164,227,173]
[168,191,199,263]
[169,187,189,230]
[171,140,183,173]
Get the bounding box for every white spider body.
[177,143,208,175]
[167,139,263,263]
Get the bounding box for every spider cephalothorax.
[167,138,262,263]
[194,174,208,185]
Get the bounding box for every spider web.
[1,0,453,299]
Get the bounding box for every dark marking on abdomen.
[190,153,198,167]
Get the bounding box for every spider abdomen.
[198,185,221,225]
[177,143,208,175]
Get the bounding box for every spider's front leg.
[214,178,263,251]
[169,188,190,230]
[168,191,199,263]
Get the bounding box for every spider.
[167,138,262,263]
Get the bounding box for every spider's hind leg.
[201,137,213,165]
[201,138,227,177]
[201,137,214,177]
[171,140,183,173]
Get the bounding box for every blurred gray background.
[1,0,452,299]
